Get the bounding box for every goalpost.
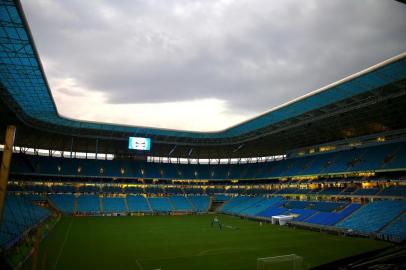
[257,254,303,270]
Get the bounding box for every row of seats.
[0,195,51,248]
[49,194,210,214]
[8,184,406,197]
[8,141,406,179]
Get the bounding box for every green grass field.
[26,215,391,270]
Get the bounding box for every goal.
[257,254,303,270]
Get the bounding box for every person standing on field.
[211,216,222,230]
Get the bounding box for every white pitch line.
[52,218,73,270]
[136,259,145,270]
[140,247,258,262]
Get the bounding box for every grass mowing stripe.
[52,218,73,270]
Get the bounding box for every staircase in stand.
[145,197,153,213]
[185,196,197,211]
[99,197,104,214]
[210,197,226,212]
[73,196,78,214]
[124,196,129,213]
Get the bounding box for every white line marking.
[197,247,257,256]
[140,247,258,262]
[136,259,145,270]
[53,218,73,270]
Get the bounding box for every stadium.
[0,0,406,269]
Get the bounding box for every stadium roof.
[0,0,406,158]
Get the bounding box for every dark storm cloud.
[22,0,406,114]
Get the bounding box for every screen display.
[128,137,151,151]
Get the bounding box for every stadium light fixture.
[168,145,177,156]
[233,144,244,153]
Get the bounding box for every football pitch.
[27,214,391,270]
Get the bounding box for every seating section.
[149,197,173,212]
[318,187,343,195]
[0,195,51,247]
[170,196,193,211]
[337,200,406,234]
[275,188,300,194]
[341,187,357,195]
[257,206,289,218]
[188,195,210,212]
[239,197,284,216]
[125,186,145,194]
[381,213,406,241]
[11,182,405,199]
[7,184,25,192]
[214,194,229,201]
[219,196,252,213]
[49,194,75,213]
[127,195,151,212]
[103,197,126,213]
[102,186,123,194]
[244,188,270,195]
[79,185,100,193]
[289,209,317,222]
[305,203,361,226]
[379,186,406,197]
[25,185,50,193]
[77,195,100,214]
[9,141,406,180]
[353,188,379,196]
[219,196,406,237]
[145,186,164,194]
[166,188,183,195]
[206,187,225,194]
[52,185,77,193]
[285,201,309,209]
[41,194,210,214]
[228,197,265,215]
[312,202,345,212]
[21,194,44,202]
[283,201,344,212]
[220,196,363,227]
[184,187,204,194]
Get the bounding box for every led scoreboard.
[128,137,151,151]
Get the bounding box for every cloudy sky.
[21,0,406,131]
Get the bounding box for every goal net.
[257,254,303,270]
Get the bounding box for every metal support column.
[0,125,16,224]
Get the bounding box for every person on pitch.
[211,216,222,230]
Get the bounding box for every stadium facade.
[0,0,405,269]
